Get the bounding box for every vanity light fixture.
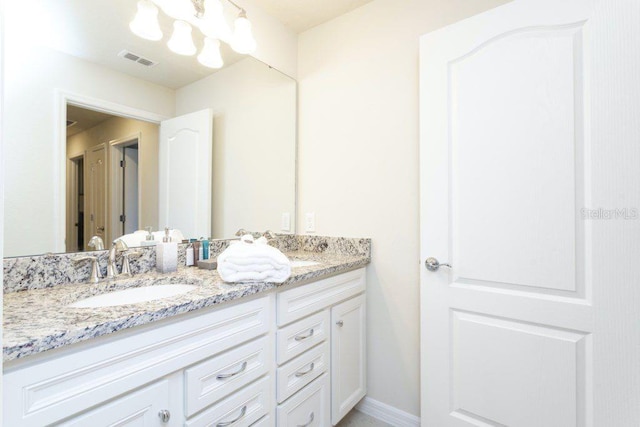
[129,0,257,69]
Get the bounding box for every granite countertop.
[3,250,369,362]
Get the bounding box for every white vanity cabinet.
[275,268,366,426]
[3,295,273,427]
[3,267,367,427]
[330,294,366,424]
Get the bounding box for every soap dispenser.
[156,227,178,273]
[140,226,157,247]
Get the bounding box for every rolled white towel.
[217,235,291,283]
[219,269,291,284]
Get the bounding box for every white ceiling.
[258,0,374,33]
[11,0,373,90]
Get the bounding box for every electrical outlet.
[281,212,291,232]
[305,212,315,233]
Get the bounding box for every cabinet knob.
[336,320,344,327]
[158,409,171,423]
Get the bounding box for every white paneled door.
[420,0,640,426]
[159,109,212,240]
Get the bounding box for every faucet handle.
[73,256,103,283]
[121,251,142,276]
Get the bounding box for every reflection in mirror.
[65,106,160,252]
[3,1,296,257]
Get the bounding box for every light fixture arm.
[191,0,205,18]
[191,0,246,18]
[225,0,246,14]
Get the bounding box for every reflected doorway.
[65,104,159,251]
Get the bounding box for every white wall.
[297,0,509,416]
[242,0,298,79]
[176,58,296,239]
[3,39,174,256]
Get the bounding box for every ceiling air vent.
[118,50,158,67]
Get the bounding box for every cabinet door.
[330,294,366,425]
[59,378,173,426]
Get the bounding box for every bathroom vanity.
[3,236,370,427]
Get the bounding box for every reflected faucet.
[88,235,105,251]
[107,239,129,278]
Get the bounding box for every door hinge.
[120,160,126,168]
[120,214,126,223]
[90,213,94,221]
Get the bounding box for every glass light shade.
[154,0,195,21]
[167,20,197,56]
[231,15,256,54]
[198,0,231,40]
[198,38,224,69]
[129,0,163,41]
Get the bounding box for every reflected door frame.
[55,91,168,253]
[109,133,142,244]
[66,152,85,252]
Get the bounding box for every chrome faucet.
[88,235,105,250]
[107,239,129,278]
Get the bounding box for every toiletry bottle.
[186,243,195,266]
[156,227,178,273]
[193,241,201,263]
[202,239,209,260]
[198,239,204,260]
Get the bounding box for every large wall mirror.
[3,0,297,257]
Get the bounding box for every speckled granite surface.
[3,236,370,361]
[3,235,370,293]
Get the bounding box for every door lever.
[425,257,451,272]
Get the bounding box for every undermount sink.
[69,284,198,308]
[290,260,321,268]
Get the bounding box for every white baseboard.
[356,396,421,427]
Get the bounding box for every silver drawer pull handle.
[425,257,452,272]
[294,328,315,341]
[217,405,247,427]
[297,412,315,427]
[158,409,171,423]
[295,362,315,377]
[216,361,248,380]
[336,320,344,327]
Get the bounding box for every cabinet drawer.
[276,268,365,326]
[276,310,329,365]
[59,378,170,426]
[276,342,329,404]
[277,374,330,427]
[186,376,272,427]
[185,337,273,417]
[4,296,271,427]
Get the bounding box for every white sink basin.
[290,260,321,268]
[69,284,198,308]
